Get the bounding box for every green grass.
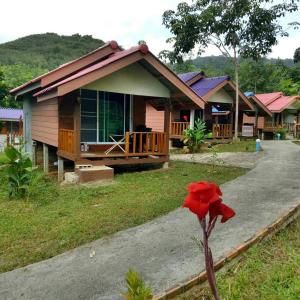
[292,140,300,145]
[175,215,300,300]
[170,140,256,154]
[0,162,245,273]
[0,152,8,165]
[211,140,256,153]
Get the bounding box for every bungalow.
[10,42,205,181]
[146,72,254,141]
[0,107,23,135]
[243,92,300,138]
[0,107,23,150]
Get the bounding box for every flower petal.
[183,194,209,218]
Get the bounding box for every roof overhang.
[269,96,300,113]
[202,80,254,111]
[249,95,273,116]
[33,48,206,109]
[10,41,121,98]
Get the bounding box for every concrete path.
[1,141,300,300]
[171,151,260,169]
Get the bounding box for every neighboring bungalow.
[0,107,23,135]
[243,92,300,138]
[146,72,254,141]
[10,42,205,181]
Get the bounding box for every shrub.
[4,144,33,198]
[182,119,206,153]
[275,127,287,140]
[123,269,152,300]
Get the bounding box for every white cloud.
[0,0,299,58]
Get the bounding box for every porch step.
[76,165,114,183]
[75,164,93,169]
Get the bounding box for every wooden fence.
[125,132,168,156]
[171,122,189,137]
[212,124,232,138]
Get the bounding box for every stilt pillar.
[43,143,49,173]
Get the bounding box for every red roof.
[254,92,300,113]
[34,44,149,97]
[10,41,120,94]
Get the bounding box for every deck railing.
[171,122,189,137]
[212,124,232,138]
[263,122,282,132]
[125,131,168,156]
[58,129,75,154]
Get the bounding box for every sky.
[0,0,299,59]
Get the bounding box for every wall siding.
[31,98,58,147]
[243,114,265,129]
[146,103,164,132]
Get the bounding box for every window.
[80,90,132,143]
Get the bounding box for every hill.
[0,33,105,70]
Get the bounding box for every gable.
[83,62,170,98]
[207,88,233,104]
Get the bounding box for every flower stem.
[198,217,220,300]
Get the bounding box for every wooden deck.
[58,130,168,165]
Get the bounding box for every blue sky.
[0,0,299,59]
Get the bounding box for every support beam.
[74,98,81,160]
[57,156,64,182]
[190,109,195,129]
[164,100,171,154]
[43,143,49,174]
[32,142,36,166]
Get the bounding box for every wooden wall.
[133,96,146,130]
[31,98,58,147]
[243,114,265,129]
[145,102,164,132]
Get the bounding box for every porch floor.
[81,151,127,158]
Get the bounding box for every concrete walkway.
[1,141,300,300]
[171,151,261,169]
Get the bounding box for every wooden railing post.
[74,100,81,160]
[125,132,130,155]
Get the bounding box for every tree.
[0,69,9,106]
[294,47,300,63]
[162,0,299,139]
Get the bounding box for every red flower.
[209,199,235,223]
[183,181,235,223]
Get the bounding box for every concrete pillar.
[190,109,195,129]
[43,143,49,174]
[262,132,265,141]
[163,162,169,169]
[57,156,64,182]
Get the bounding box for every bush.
[4,144,33,198]
[123,269,152,300]
[275,127,287,140]
[182,119,206,153]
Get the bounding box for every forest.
[0,33,299,108]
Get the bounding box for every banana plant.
[182,119,207,153]
[4,144,33,198]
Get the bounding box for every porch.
[170,121,233,139]
[170,103,235,140]
[57,90,170,166]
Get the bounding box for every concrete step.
[75,165,114,183]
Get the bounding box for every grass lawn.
[175,215,300,300]
[0,161,245,273]
[292,140,300,145]
[171,140,256,154]
[211,140,256,153]
[0,152,8,165]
